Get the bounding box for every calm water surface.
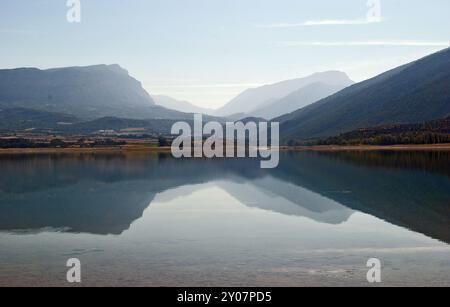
[0,151,449,286]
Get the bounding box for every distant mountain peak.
[251,81,353,119]
[215,71,354,117]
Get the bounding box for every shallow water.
[0,151,449,286]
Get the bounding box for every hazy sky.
[1,0,449,108]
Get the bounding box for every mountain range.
[0,64,192,121]
[251,81,351,120]
[278,47,450,143]
[214,71,354,119]
[0,47,449,142]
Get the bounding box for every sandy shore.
[0,144,450,155]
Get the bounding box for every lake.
[0,151,449,286]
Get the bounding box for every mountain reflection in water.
[0,151,449,243]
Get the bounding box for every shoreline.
[283,144,450,152]
[0,145,172,155]
[1,144,450,155]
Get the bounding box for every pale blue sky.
[1,0,449,108]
